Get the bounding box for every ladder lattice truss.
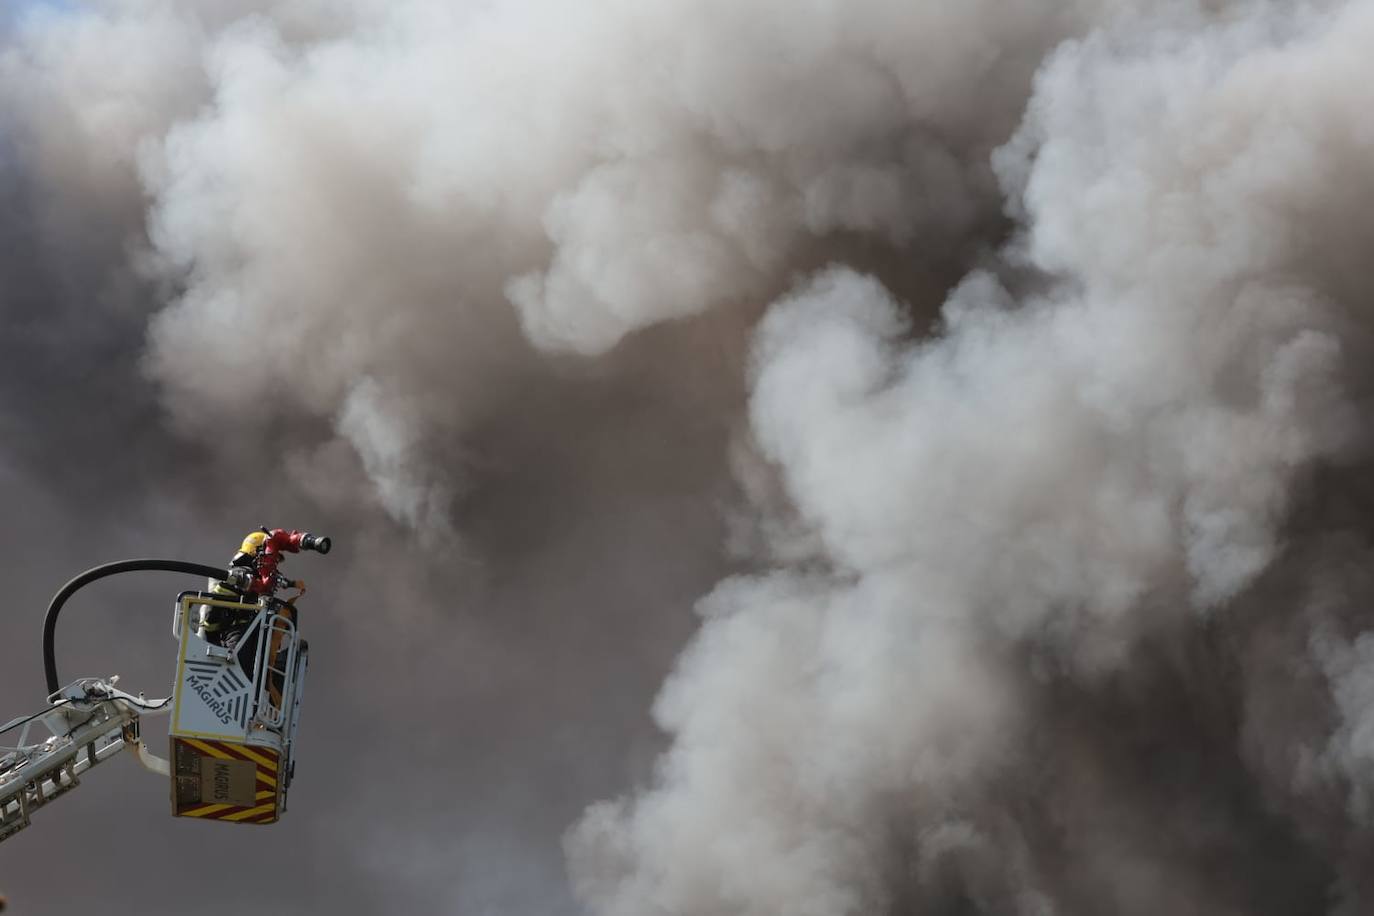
[0,679,166,844]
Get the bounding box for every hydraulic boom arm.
[0,679,168,844]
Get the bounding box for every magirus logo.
[184,660,250,728]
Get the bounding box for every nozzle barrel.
[303,534,331,555]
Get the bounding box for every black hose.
[43,559,229,696]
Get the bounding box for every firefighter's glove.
[224,566,253,593]
[271,572,301,591]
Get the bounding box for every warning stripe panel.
[171,736,281,825]
[229,743,279,772]
[222,803,277,822]
[180,805,278,825]
[184,737,281,771]
[182,737,232,760]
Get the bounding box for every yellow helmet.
[238,530,269,556]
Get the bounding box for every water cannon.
[302,533,331,555]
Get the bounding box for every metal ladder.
[0,680,169,845]
[254,613,298,730]
[0,702,131,843]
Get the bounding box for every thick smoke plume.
[3,1,1374,914]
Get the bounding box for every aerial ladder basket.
[168,592,309,824]
[0,540,327,848]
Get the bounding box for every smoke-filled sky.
[3,0,1374,913]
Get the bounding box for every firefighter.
[202,528,331,649]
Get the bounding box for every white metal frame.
[0,680,169,843]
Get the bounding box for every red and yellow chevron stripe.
[171,737,281,825]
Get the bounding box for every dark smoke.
[3,1,1374,915]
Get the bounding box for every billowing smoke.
[2,0,1374,914]
[568,5,1374,914]
[6,0,1087,536]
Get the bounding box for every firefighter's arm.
[223,565,254,593]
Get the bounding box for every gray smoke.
[2,0,1374,914]
[574,3,1374,915]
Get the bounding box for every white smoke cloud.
[0,0,1096,537]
